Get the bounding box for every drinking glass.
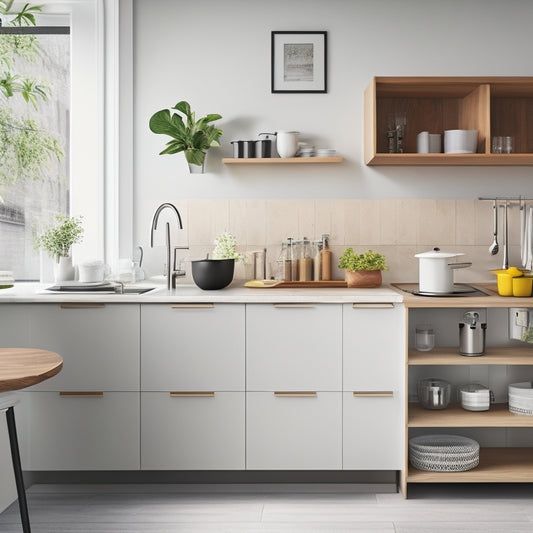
[415,325,435,351]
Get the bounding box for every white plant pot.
[54,255,75,282]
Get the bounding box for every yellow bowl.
[513,277,533,297]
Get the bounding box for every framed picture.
[271,31,327,93]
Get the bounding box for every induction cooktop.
[393,283,490,297]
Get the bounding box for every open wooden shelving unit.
[403,343,533,496]
[365,76,533,165]
[408,346,533,366]
[222,156,343,164]
[408,448,533,483]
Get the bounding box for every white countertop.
[0,282,404,304]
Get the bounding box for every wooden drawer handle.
[273,304,315,308]
[274,391,317,397]
[353,391,394,397]
[352,303,394,309]
[169,391,215,397]
[60,303,106,309]
[59,391,104,397]
[171,304,214,309]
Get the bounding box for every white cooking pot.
[415,248,472,293]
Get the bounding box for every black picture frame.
[271,31,327,93]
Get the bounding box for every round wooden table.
[0,348,62,533]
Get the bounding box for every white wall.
[132,0,533,273]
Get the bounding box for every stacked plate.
[298,145,315,157]
[409,434,480,472]
[316,148,337,157]
[458,383,491,411]
[508,382,533,416]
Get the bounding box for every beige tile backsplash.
[182,199,521,283]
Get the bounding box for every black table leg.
[6,406,31,533]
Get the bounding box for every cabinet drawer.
[141,304,245,391]
[343,303,405,390]
[343,391,403,470]
[18,391,140,470]
[27,304,140,391]
[246,304,342,391]
[246,391,342,470]
[141,391,244,470]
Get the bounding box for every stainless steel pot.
[415,248,471,293]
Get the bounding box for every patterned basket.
[409,434,480,472]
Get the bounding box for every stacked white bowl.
[458,384,491,411]
[509,382,533,416]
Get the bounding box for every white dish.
[54,280,111,288]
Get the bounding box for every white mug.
[276,131,299,158]
[78,260,107,283]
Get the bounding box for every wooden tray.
[244,280,347,288]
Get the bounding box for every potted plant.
[191,232,244,290]
[34,214,84,281]
[338,248,388,288]
[149,100,222,173]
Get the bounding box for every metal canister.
[459,320,487,356]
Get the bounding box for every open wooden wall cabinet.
[364,76,533,165]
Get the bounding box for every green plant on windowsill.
[149,100,222,172]
[34,214,84,262]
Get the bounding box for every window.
[0,0,112,280]
[0,24,70,280]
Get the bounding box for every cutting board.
[244,280,347,288]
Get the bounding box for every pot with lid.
[415,247,472,294]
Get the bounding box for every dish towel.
[525,206,533,271]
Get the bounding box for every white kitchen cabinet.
[343,303,405,391]
[18,391,139,470]
[246,304,342,391]
[342,303,405,470]
[0,303,141,471]
[343,392,403,469]
[140,303,245,469]
[141,392,245,470]
[141,304,245,391]
[27,303,140,391]
[246,391,342,470]
[246,304,342,470]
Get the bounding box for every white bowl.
[444,129,478,154]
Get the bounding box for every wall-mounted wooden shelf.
[365,76,533,166]
[222,157,343,164]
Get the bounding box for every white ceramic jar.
[276,131,299,158]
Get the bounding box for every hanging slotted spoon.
[489,200,499,255]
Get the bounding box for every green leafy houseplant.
[338,248,388,272]
[34,215,84,262]
[149,100,222,169]
[338,248,388,288]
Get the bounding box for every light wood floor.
[1,483,533,532]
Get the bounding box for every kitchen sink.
[121,286,157,294]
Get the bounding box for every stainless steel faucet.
[150,203,184,290]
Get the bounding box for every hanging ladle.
[489,200,499,255]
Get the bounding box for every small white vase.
[54,255,75,282]
[276,131,299,158]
